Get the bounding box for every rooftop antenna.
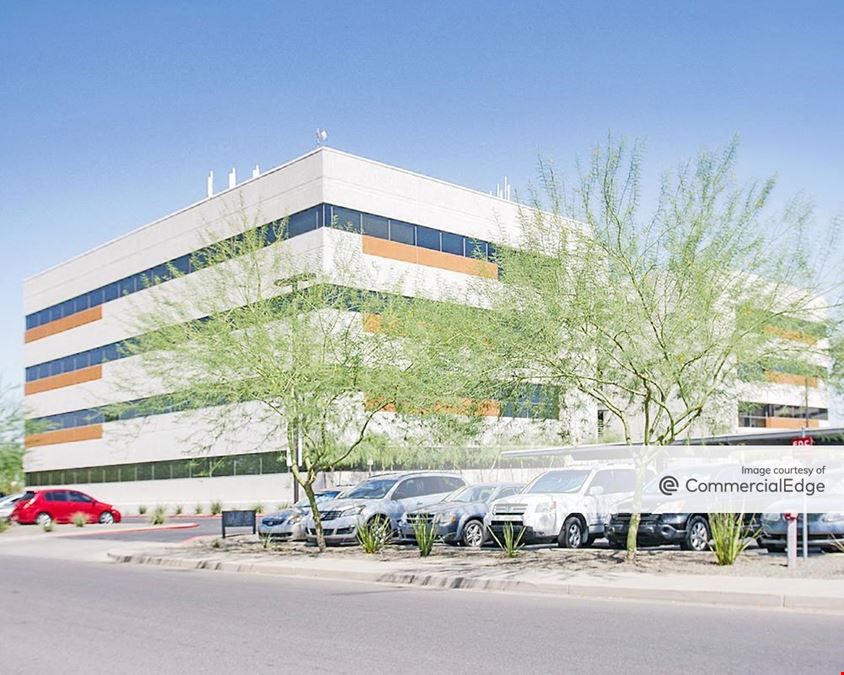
[228,167,236,190]
[206,171,214,198]
[252,164,261,179]
[315,128,328,146]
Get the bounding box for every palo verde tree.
[119,208,489,551]
[0,380,24,495]
[459,138,841,558]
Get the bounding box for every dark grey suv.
[399,482,524,547]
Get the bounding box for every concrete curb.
[107,551,843,613]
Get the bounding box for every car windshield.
[448,485,495,503]
[291,491,340,509]
[344,478,398,500]
[526,470,590,494]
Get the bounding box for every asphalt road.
[2,556,843,675]
[79,516,224,542]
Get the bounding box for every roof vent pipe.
[228,168,237,190]
[206,171,214,198]
[252,164,260,179]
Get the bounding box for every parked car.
[398,482,524,547]
[759,470,844,552]
[606,467,763,551]
[0,492,32,521]
[11,489,122,527]
[304,472,466,545]
[258,489,345,541]
[486,466,638,548]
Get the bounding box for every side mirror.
[588,486,604,496]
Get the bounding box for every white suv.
[485,466,637,548]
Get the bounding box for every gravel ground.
[192,535,844,579]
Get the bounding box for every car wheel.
[461,519,485,548]
[35,512,52,528]
[98,511,115,525]
[558,516,585,549]
[766,543,786,553]
[681,516,711,551]
[368,515,393,538]
[608,538,626,550]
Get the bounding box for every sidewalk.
[108,544,844,613]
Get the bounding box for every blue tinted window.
[416,226,440,251]
[465,239,487,258]
[331,207,361,233]
[117,277,136,296]
[172,256,190,275]
[362,213,389,239]
[72,353,89,371]
[103,283,118,302]
[288,210,317,238]
[60,300,74,317]
[73,295,90,313]
[441,232,464,256]
[26,315,35,330]
[89,288,104,306]
[49,306,62,322]
[487,243,497,262]
[103,343,120,361]
[390,220,415,245]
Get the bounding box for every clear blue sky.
[1,2,842,392]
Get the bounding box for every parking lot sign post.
[792,435,813,560]
[785,512,798,569]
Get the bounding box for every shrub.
[356,517,391,554]
[210,500,223,515]
[489,522,525,558]
[194,503,204,515]
[211,538,221,549]
[251,503,264,514]
[411,518,438,557]
[71,512,88,528]
[710,513,755,565]
[173,504,184,516]
[149,505,167,525]
[138,505,148,515]
[0,519,9,534]
[260,532,273,550]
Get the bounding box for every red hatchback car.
[12,489,122,527]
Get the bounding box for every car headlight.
[435,513,457,525]
[657,513,686,524]
[288,514,302,524]
[534,502,556,513]
[340,505,365,518]
[820,512,844,523]
[762,513,783,522]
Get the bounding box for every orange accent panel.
[765,371,819,388]
[362,235,497,278]
[362,313,382,333]
[24,365,103,396]
[25,424,103,448]
[362,236,418,264]
[764,417,819,430]
[763,325,817,345]
[25,306,103,343]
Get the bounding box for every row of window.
[26,341,124,382]
[25,451,293,487]
[28,384,560,436]
[738,401,829,428]
[26,203,496,329]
